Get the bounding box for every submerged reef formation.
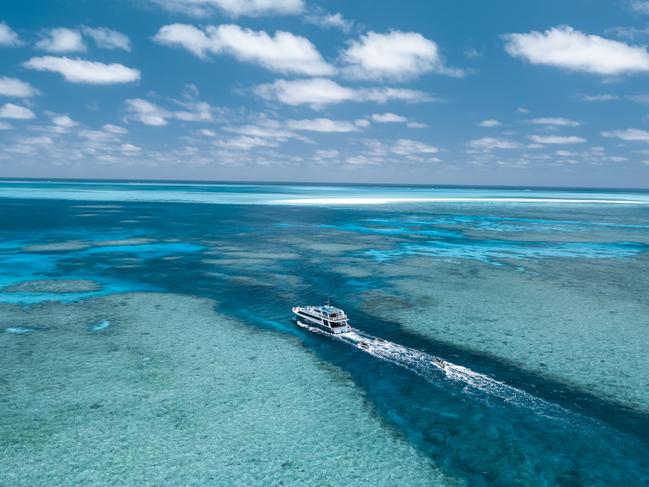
[0,292,453,486]
[3,279,101,294]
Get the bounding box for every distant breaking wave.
[0,181,648,206]
[271,197,648,205]
[296,320,573,420]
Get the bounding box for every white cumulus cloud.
[36,28,86,53]
[121,143,141,153]
[52,115,78,127]
[371,113,407,123]
[125,99,170,126]
[577,93,619,102]
[153,23,333,76]
[152,0,304,17]
[504,25,649,75]
[529,135,586,144]
[630,1,649,14]
[103,123,128,134]
[174,101,212,122]
[286,118,359,132]
[602,128,649,142]
[21,136,53,145]
[215,135,278,150]
[468,137,519,150]
[305,11,352,33]
[527,117,581,126]
[0,103,35,119]
[0,22,20,46]
[478,119,501,127]
[125,98,213,126]
[0,77,39,97]
[82,27,131,51]
[24,56,141,84]
[255,78,433,108]
[341,30,463,81]
[390,138,439,155]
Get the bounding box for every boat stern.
[332,323,352,334]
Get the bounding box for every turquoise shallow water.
[1,180,648,485]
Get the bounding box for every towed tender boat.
[292,303,352,334]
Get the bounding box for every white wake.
[296,320,570,418]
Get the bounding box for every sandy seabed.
[0,292,457,487]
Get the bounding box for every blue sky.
[2,0,649,187]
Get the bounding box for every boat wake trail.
[296,320,572,420]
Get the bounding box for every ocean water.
[1,180,648,486]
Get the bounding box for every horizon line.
[0,176,648,192]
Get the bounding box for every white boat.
[292,304,352,334]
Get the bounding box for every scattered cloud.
[390,138,438,155]
[577,93,619,102]
[347,137,440,165]
[627,93,649,103]
[174,99,213,122]
[504,26,649,75]
[153,24,209,58]
[313,149,340,159]
[154,24,334,76]
[255,78,433,108]
[371,113,407,123]
[21,135,53,145]
[602,128,649,142]
[152,0,305,17]
[407,122,428,128]
[468,137,519,150]
[214,135,279,150]
[82,26,131,51]
[286,118,360,132]
[0,103,36,119]
[52,115,78,128]
[629,1,649,14]
[103,123,128,134]
[78,128,120,141]
[225,123,295,140]
[36,28,86,53]
[478,119,500,127]
[529,135,586,144]
[125,97,213,126]
[305,10,352,33]
[24,56,141,84]
[0,77,39,97]
[607,25,649,41]
[125,99,169,126]
[0,22,20,46]
[345,155,377,166]
[527,117,581,127]
[121,143,141,153]
[341,30,463,81]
